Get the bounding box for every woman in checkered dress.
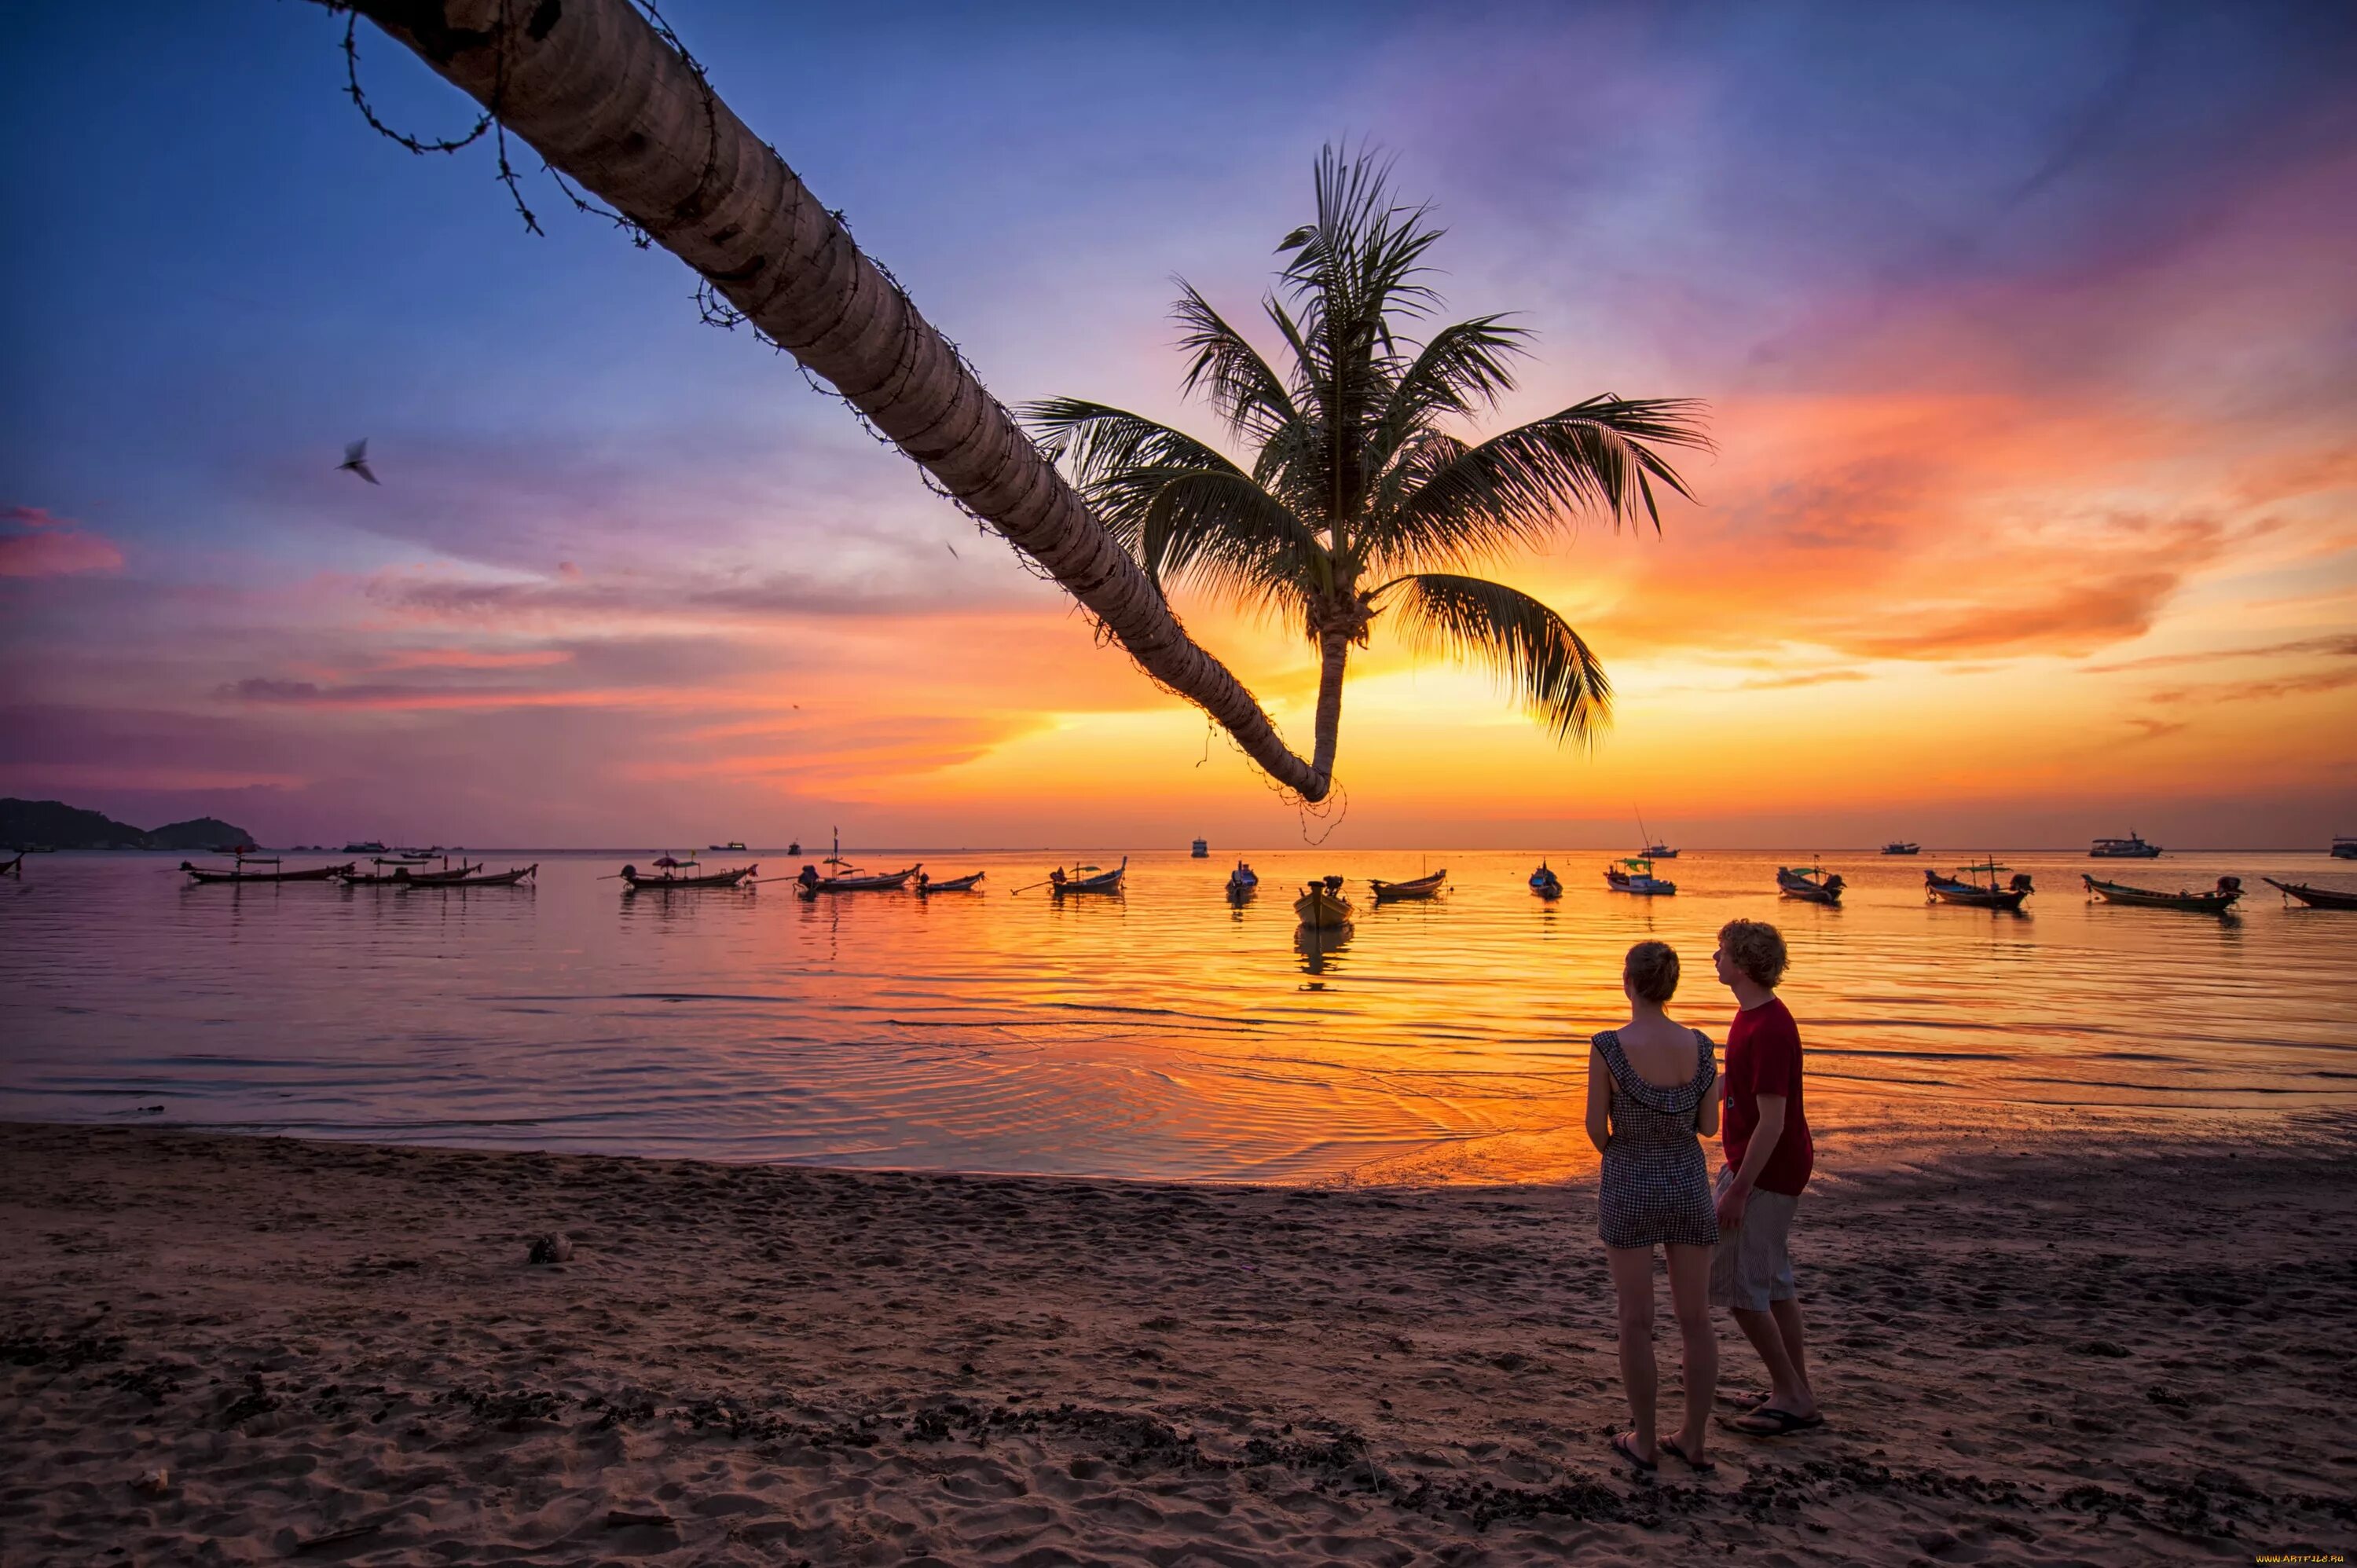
[1585,940,1722,1473]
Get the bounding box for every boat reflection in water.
[1295,919,1354,976]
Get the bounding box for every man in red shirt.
[1710,918,1821,1435]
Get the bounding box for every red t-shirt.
[1722,995,1813,1196]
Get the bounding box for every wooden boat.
[1050,857,1127,896]
[1226,860,1259,899]
[2090,833,2162,859]
[1776,865,1845,905]
[1604,855,1677,895]
[2264,877,2357,910]
[622,857,757,890]
[1369,869,1446,902]
[1926,863,2033,910]
[1882,841,1920,855]
[1295,876,1352,929]
[797,864,918,892]
[916,870,984,893]
[182,857,355,885]
[1529,862,1563,899]
[402,863,537,888]
[2083,874,2241,913]
[2332,837,2357,861]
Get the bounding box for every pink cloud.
[0,505,123,578]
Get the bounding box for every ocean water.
[2,848,2351,1181]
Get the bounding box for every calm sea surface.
[3,848,2351,1181]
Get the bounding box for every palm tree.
[1026,149,1707,795]
[335,3,1703,800]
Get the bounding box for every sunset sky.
[4,2,2352,848]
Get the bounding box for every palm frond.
[1134,470,1326,610]
[1172,285,1303,449]
[1368,394,1710,573]
[1379,573,1612,744]
[1382,313,1530,434]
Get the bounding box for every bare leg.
[1666,1243,1717,1461]
[1729,1304,1814,1416]
[1767,1295,1816,1416]
[1606,1244,1659,1461]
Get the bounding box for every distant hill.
[0,798,257,852]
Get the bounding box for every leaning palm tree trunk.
[346,0,1332,797]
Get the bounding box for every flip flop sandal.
[1659,1436,1716,1472]
[1725,1407,1824,1436]
[1609,1432,1658,1473]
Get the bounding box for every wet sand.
[3,1119,2352,1564]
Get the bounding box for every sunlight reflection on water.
[3,848,2352,1181]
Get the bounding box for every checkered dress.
[1595,1028,1719,1249]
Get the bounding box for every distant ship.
[1882,841,1921,855]
[709,841,747,852]
[342,840,387,855]
[2333,837,2357,860]
[2090,833,2162,859]
[1190,837,1208,858]
[1635,811,1677,859]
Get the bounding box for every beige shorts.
[1711,1167,1800,1312]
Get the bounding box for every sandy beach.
[2,1119,2352,1565]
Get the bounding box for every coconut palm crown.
[1024,148,1710,797]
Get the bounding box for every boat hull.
[918,873,984,893]
[624,866,757,889]
[2265,877,2357,910]
[405,865,537,888]
[807,869,916,892]
[1369,870,1446,902]
[1050,858,1126,896]
[1604,874,1677,896]
[2083,875,2238,913]
[1294,888,1353,928]
[184,863,354,884]
[1926,883,2028,910]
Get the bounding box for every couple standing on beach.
[1584,919,1820,1474]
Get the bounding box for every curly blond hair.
[1718,919,1788,989]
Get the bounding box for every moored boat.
[1226,860,1259,899]
[622,856,757,890]
[2090,833,2162,859]
[1369,869,1446,902]
[916,870,984,893]
[1295,875,1352,929]
[402,863,537,888]
[1604,855,1677,895]
[1529,861,1563,899]
[183,856,355,885]
[1882,841,1920,855]
[1050,857,1127,896]
[1926,863,2033,910]
[797,863,918,892]
[2264,877,2357,910]
[1776,864,1845,904]
[2083,874,2241,913]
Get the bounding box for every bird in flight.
[944,541,959,559]
[338,439,379,485]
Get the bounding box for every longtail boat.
[1369,868,1447,902]
[0,853,20,877]
[402,863,537,888]
[1882,841,1920,855]
[1295,875,1352,929]
[1051,856,1127,896]
[1604,855,1677,896]
[2090,833,2162,859]
[2084,874,2241,913]
[621,856,757,890]
[797,863,918,892]
[343,859,485,885]
[1530,861,1563,899]
[1926,863,2033,910]
[1226,860,1259,900]
[2264,877,2357,910]
[182,857,355,885]
[916,870,984,893]
[1777,865,1846,905]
